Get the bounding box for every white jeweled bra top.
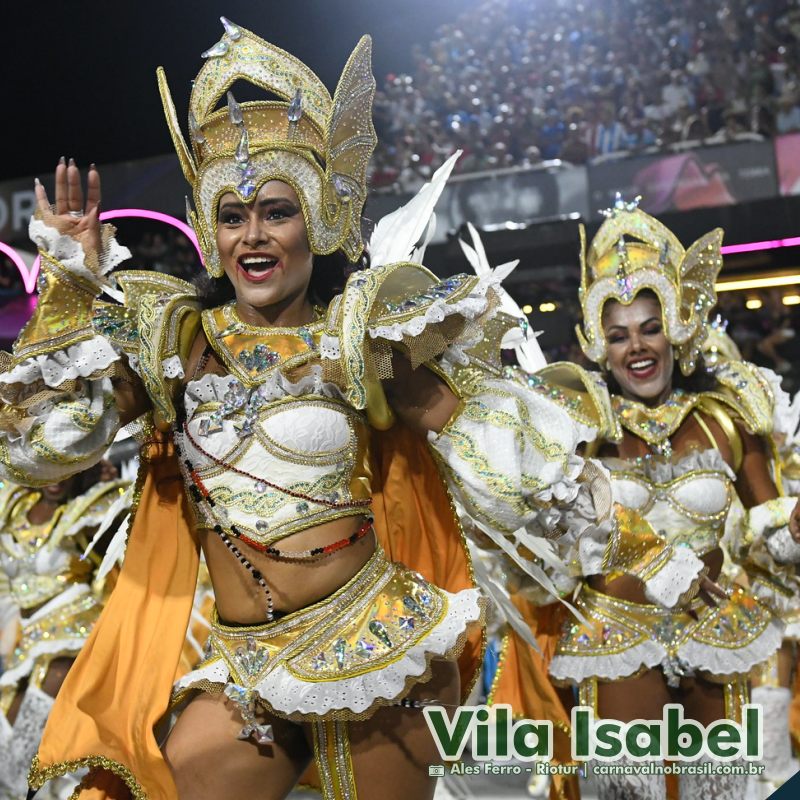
[604,449,735,555]
[180,365,373,547]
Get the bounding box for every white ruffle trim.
[175,587,482,718]
[550,640,665,683]
[678,615,784,676]
[765,525,800,564]
[29,216,131,286]
[367,272,499,343]
[162,355,185,380]
[319,334,341,361]
[643,545,705,608]
[0,335,120,389]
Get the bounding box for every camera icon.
[428,765,445,777]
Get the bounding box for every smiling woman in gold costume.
[493,199,800,800]
[0,19,626,800]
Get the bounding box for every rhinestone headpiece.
[157,18,377,276]
[576,204,724,375]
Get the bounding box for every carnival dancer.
[0,19,660,800]
[508,198,800,800]
[0,463,130,799]
[724,358,800,796]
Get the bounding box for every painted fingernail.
[69,157,76,167]
[59,156,66,165]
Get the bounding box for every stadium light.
[716,273,800,292]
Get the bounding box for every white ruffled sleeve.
[746,497,800,564]
[0,215,130,487]
[427,378,704,609]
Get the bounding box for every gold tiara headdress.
[577,195,724,375]
[157,17,377,276]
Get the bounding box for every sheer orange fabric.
[33,438,199,800]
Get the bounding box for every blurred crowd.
[370,0,800,190]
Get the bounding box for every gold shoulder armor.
[324,264,486,428]
[535,362,620,442]
[93,271,201,430]
[707,360,775,437]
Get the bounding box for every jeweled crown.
[157,18,377,276]
[577,195,724,375]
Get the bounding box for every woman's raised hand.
[34,157,102,257]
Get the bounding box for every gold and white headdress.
[157,17,377,276]
[576,195,724,375]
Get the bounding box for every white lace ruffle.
[643,544,705,608]
[550,639,666,683]
[319,334,341,361]
[765,525,800,564]
[367,271,500,343]
[162,354,185,380]
[29,216,130,286]
[751,686,800,783]
[175,587,482,718]
[677,614,784,676]
[0,335,119,389]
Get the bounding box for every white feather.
[369,151,461,267]
[459,223,547,373]
[82,484,134,560]
[94,512,131,584]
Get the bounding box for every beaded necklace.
[177,341,373,621]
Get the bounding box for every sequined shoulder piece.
[706,360,775,436]
[322,262,493,423]
[94,270,202,428]
[533,362,621,441]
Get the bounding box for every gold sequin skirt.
[550,583,783,687]
[172,545,484,721]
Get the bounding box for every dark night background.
[2,0,476,180]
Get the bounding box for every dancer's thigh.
[348,659,461,800]
[597,669,672,722]
[163,691,312,800]
[677,674,726,725]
